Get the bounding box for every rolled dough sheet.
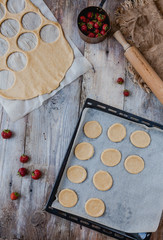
[108,123,126,142]
[74,142,94,160]
[93,170,113,191]
[101,148,121,167]
[85,198,105,217]
[84,121,102,139]
[130,130,151,148]
[67,165,87,183]
[58,189,78,208]
[124,155,145,174]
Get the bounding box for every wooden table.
[0,0,163,239]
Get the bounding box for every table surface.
[0,0,163,239]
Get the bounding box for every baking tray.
[46,98,163,240]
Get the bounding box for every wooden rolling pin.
[113,30,163,104]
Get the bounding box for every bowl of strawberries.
[77,5,111,44]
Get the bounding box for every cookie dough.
[101,148,121,167]
[93,170,113,191]
[85,198,105,217]
[130,130,151,148]
[74,142,94,160]
[124,155,145,174]
[84,121,102,139]
[58,189,78,207]
[67,165,87,183]
[108,123,126,142]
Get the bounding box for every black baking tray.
[46,98,163,240]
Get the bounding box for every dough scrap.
[84,121,102,139]
[124,155,145,174]
[108,123,126,142]
[85,198,105,217]
[58,189,78,207]
[93,170,113,191]
[67,165,87,183]
[130,130,151,148]
[101,148,121,167]
[74,142,94,160]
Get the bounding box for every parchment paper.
[52,108,163,233]
[0,0,92,121]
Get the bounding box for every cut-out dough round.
[7,0,25,14]
[75,142,94,160]
[0,70,14,90]
[40,24,60,43]
[67,165,87,183]
[7,52,27,72]
[130,130,151,148]
[85,198,105,217]
[93,170,113,191]
[101,148,121,167]
[0,3,5,20]
[124,155,145,174]
[17,32,37,51]
[84,121,102,139]
[108,123,126,142]
[1,19,19,38]
[58,189,78,208]
[22,12,41,30]
[0,38,8,56]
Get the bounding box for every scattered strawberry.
[94,21,102,29]
[95,33,102,38]
[80,16,87,23]
[1,129,12,139]
[94,13,99,19]
[88,32,95,38]
[100,30,106,35]
[81,25,87,32]
[87,12,94,19]
[123,89,130,97]
[97,14,106,22]
[20,154,29,163]
[18,167,28,177]
[86,18,89,23]
[10,192,19,200]
[117,77,124,84]
[94,29,100,34]
[87,21,94,30]
[32,169,42,180]
[102,23,109,31]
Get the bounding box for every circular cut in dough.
[84,121,102,139]
[85,198,105,217]
[67,165,87,183]
[101,148,121,167]
[124,155,145,174]
[58,189,78,208]
[108,123,126,142]
[74,142,94,160]
[130,130,151,148]
[93,170,113,191]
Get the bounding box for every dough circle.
[84,121,102,139]
[108,123,126,142]
[67,165,87,183]
[130,130,151,148]
[74,142,94,160]
[101,148,121,167]
[85,198,105,217]
[124,155,145,174]
[58,189,78,207]
[93,170,113,191]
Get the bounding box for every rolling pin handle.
[113,30,131,51]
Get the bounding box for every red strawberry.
[94,29,100,34]
[32,169,42,180]
[87,21,94,30]
[1,129,12,139]
[81,25,87,33]
[80,16,86,23]
[87,12,94,19]
[100,30,106,35]
[97,14,106,22]
[95,33,102,38]
[86,18,89,23]
[94,21,102,29]
[18,168,28,177]
[117,78,124,84]
[94,13,99,19]
[20,154,29,163]
[123,89,130,97]
[102,23,109,31]
[88,32,95,38]
[10,192,19,200]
